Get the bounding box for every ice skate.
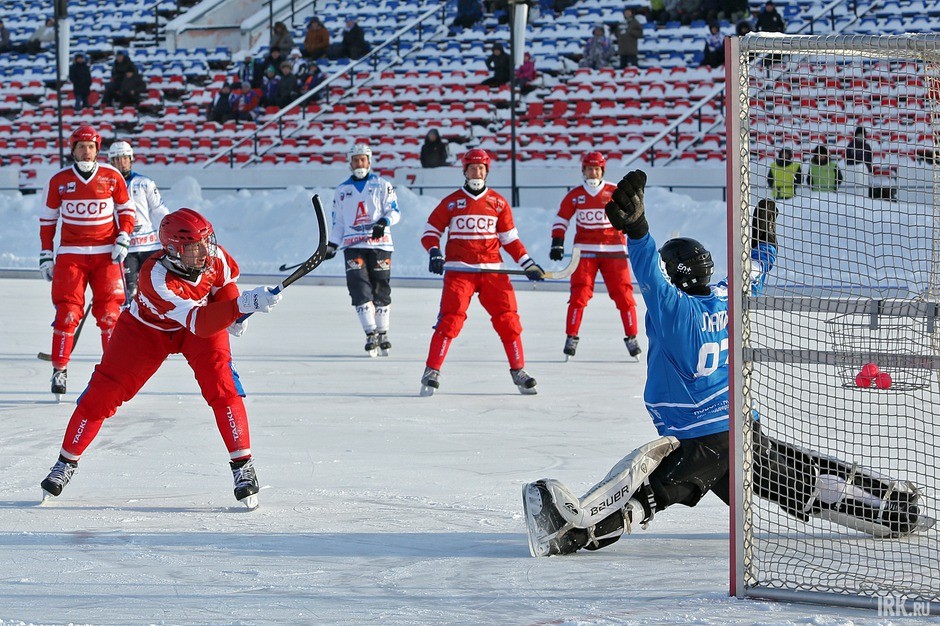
[625,336,642,360]
[364,332,379,358]
[563,335,579,362]
[510,368,538,395]
[51,368,67,401]
[377,331,391,357]
[523,480,585,557]
[419,367,440,397]
[41,457,78,501]
[231,458,260,510]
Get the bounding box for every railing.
[202,2,449,169]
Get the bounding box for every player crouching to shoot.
[522,170,929,557]
[40,209,281,510]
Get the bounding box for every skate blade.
[564,354,572,362]
[517,386,538,396]
[367,348,378,358]
[522,483,551,557]
[378,348,389,357]
[53,393,63,403]
[419,385,435,397]
[239,494,259,511]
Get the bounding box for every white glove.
[237,286,281,314]
[39,250,54,282]
[111,232,130,264]
[228,319,248,337]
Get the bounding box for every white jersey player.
[108,140,170,299]
[325,143,401,356]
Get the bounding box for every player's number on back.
[695,339,728,378]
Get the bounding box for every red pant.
[426,271,525,370]
[58,312,251,462]
[50,253,125,369]
[566,255,638,337]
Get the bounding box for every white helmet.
[348,143,372,178]
[108,140,133,161]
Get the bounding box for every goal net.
[728,33,940,612]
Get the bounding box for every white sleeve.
[146,179,170,227]
[382,179,401,227]
[329,189,345,246]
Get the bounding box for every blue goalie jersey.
[629,233,775,440]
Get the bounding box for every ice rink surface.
[0,277,929,626]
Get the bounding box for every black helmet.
[659,237,714,294]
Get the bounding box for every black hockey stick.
[445,248,582,280]
[38,302,92,361]
[238,194,328,322]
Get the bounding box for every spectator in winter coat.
[207,82,234,123]
[270,21,294,56]
[702,23,724,68]
[844,126,873,172]
[482,43,511,87]
[101,50,136,107]
[515,52,537,93]
[420,129,449,168]
[115,67,147,108]
[68,53,93,110]
[261,66,280,107]
[618,8,643,68]
[237,52,264,90]
[300,63,326,98]
[580,24,614,69]
[755,1,785,32]
[302,17,329,60]
[329,18,370,60]
[261,48,286,78]
[807,144,842,192]
[452,0,484,30]
[274,61,301,108]
[767,147,802,200]
[17,17,54,54]
[230,82,261,121]
[0,19,12,53]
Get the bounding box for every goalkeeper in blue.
[523,170,931,557]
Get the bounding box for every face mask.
[583,177,602,189]
[75,161,97,174]
[466,177,486,192]
[352,167,369,179]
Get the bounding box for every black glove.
[751,198,778,249]
[324,243,338,260]
[605,169,649,240]
[521,258,545,282]
[428,247,444,275]
[371,218,389,239]
[549,237,564,262]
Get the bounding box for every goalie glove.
[111,231,131,264]
[428,247,444,275]
[39,250,54,282]
[605,170,649,240]
[237,286,282,314]
[228,319,248,337]
[371,218,389,239]
[521,258,545,282]
[549,237,564,262]
[751,198,778,249]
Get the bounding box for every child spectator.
[516,52,537,93]
[300,63,327,98]
[580,24,614,69]
[807,144,842,192]
[702,23,724,68]
[767,147,802,200]
[261,66,280,107]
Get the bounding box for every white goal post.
[728,33,940,612]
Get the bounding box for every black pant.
[343,248,391,307]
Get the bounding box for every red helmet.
[159,209,216,275]
[581,151,606,169]
[69,125,102,152]
[461,148,491,170]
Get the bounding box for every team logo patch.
[66,182,76,193]
[377,259,391,271]
[447,201,456,211]
[457,199,467,209]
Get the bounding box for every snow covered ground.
[0,181,933,624]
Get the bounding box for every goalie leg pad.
[577,436,679,527]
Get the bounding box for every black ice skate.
[510,368,538,395]
[523,481,586,557]
[625,336,642,359]
[419,367,440,397]
[563,335,579,361]
[41,457,78,501]
[376,331,391,357]
[51,368,67,401]
[230,458,260,510]
[364,332,379,358]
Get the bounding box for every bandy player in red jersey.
[40,209,281,509]
[419,149,545,396]
[550,151,641,361]
[38,125,136,399]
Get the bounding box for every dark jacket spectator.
[116,67,147,108]
[303,17,330,59]
[767,147,802,200]
[300,63,326,98]
[807,145,843,192]
[270,21,294,56]
[482,43,511,87]
[618,8,643,68]
[101,51,136,107]
[420,129,449,168]
[580,24,614,69]
[238,53,265,90]
[736,19,754,36]
[274,61,301,108]
[207,82,234,123]
[68,53,93,110]
[702,23,724,68]
[452,0,484,30]
[844,127,873,172]
[339,18,370,60]
[261,66,280,107]
[261,48,286,77]
[0,19,11,53]
[755,1,785,32]
[516,52,537,93]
